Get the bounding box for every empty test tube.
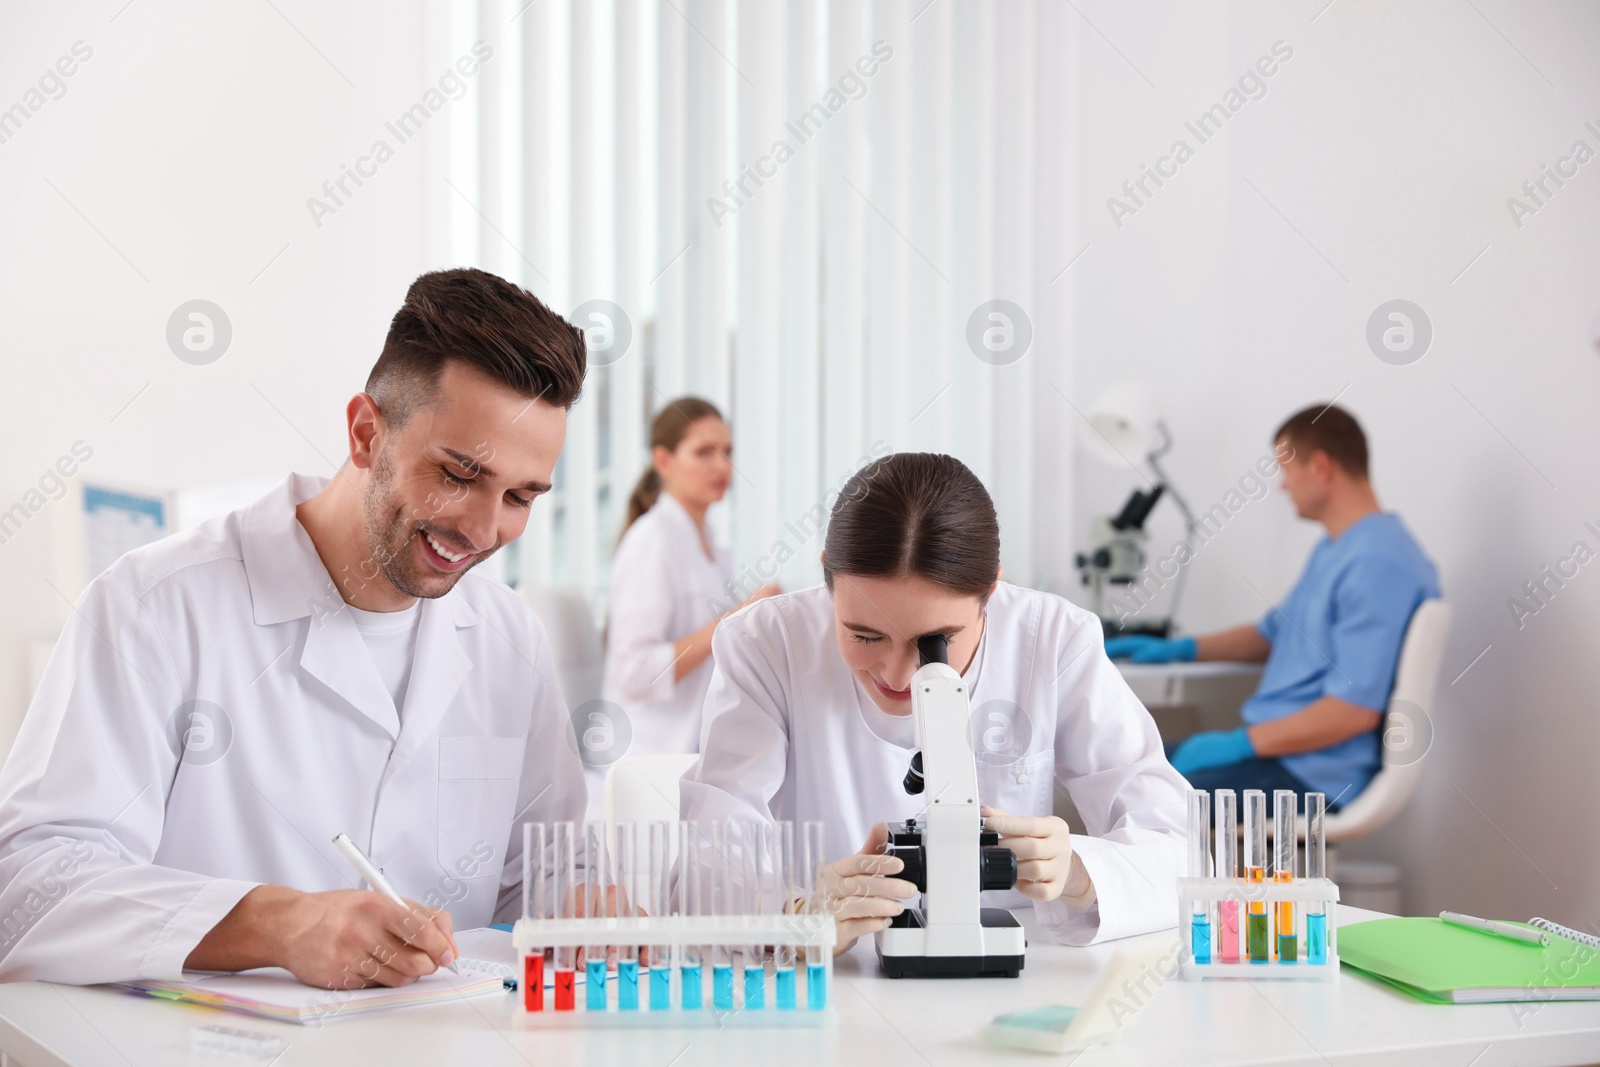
[1243,790,1269,963]
[774,821,797,1009]
[678,821,703,1009]
[1305,792,1328,964]
[804,821,827,1010]
[1188,790,1211,964]
[1274,790,1298,964]
[585,822,608,1010]
[615,822,639,1009]
[523,822,546,1011]
[648,820,673,1009]
[1214,790,1240,963]
[554,821,576,1010]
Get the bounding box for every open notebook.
[1340,916,1600,1004]
[111,928,516,1025]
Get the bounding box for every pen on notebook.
[332,832,461,975]
[1440,910,1549,947]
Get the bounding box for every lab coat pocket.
[437,735,525,875]
[979,750,1056,818]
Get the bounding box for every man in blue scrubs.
[1106,405,1439,810]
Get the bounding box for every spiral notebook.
[1340,916,1600,1004]
[111,928,516,1025]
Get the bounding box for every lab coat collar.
[240,472,477,744]
[240,472,479,631]
[653,491,717,554]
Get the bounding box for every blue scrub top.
[1244,512,1440,804]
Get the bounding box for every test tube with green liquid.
[1243,790,1269,962]
[1274,790,1297,964]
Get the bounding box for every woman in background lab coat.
[602,398,777,783]
[680,453,1190,953]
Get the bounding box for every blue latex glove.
[1102,635,1197,664]
[1171,728,1255,776]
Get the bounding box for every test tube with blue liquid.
[1305,792,1328,964]
[522,822,546,1011]
[1244,790,1269,962]
[711,822,735,1010]
[1274,790,1297,964]
[614,822,639,1009]
[648,821,673,1009]
[677,821,703,1009]
[774,822,797,1009]
[553,821,576,1010]
[804,821,827,1010]
[1214,790,1240,963]
[1188,790,1211,963]
[742,821,766,1009]
[585,822,608,1010]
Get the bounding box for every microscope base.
[876,908,1026,979]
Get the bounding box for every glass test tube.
[1305,793,1328,964]
[711,822,735,1011]
[523,822,546,1011]
[803,821,827,1010]
[615,823,639,1009]
[774,821,797,1009]
[1214,791,1240,963]
[553,821,576,1010]
[648,821,673,1008]
[1243,790,1269,963]
[1187,790,1211,964]
[585,822,609,1009]
[678,821,703,1009]
[742,821,766,1009]
[1274,791,1298,964]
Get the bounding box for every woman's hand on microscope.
[982,807,1095,908]
[818,822,918,956]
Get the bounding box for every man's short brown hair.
[1274,404,1368,479]
[366,268,587,426]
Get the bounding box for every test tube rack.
[1177,876,1340,980]
[517,818,835,1028]
[513,913,836,1028]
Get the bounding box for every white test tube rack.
[1177,876,1340,980]
[512,913,836,1028]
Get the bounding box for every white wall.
[3,0,1597,929]
[0,1,445,750]
[1069,0,1600,924]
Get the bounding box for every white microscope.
[875,634,1027,978]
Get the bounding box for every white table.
[1115,661,1262,710]
[1,905,1597,1066]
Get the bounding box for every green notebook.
[1340,916,1600,1004]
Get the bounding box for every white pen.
[332,832,460,975]
[1440,910,1549,947]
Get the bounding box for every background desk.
[1117,661,1263,745]
[1,905,1597,1066]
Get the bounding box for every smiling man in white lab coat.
[0,268,589,988]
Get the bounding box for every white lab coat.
[603,492,735,759]
[0,473,586,985]
[680,583,1189,945]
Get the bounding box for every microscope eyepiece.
[917,633,949,666]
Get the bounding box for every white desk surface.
[1114,661,1265,681]
[1,905,1598,1067]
